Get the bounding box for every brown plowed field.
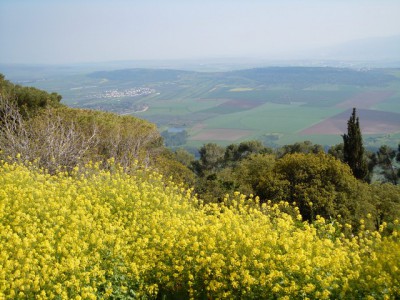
[336,91,395,109]
[300,109,400,135]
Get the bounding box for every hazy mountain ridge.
[88,68,195,84]
[311,35,400,62]
[87,66,398,87]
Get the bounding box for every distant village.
[94,87,155,99]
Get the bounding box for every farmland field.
[2,65,400,148]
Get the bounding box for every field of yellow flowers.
[0,160,399,299]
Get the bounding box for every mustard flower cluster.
[0,161,399,299]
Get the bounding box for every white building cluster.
[96,87,155,99]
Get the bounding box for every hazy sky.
[1,0,399,64]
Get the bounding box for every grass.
[203,103,341,132]
[372,89,400,113]
[184,103,344,147]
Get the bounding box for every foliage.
[192,143,225,176]
[173,148,196,167]
[0,74,62,117]
[0,93,193,185]
[328,143,344,161]
[161,130,188,147]
[369,183,400,230]
[152,149,196,188]
[277,140,323,158]
[232,154,286,201]
[224,140,272,165]
[274,152,375,227]
[0,100,158,172]
[0,161,399,299]
[190,141,399,228]
[230,152,376,228]
[44,107,163,170]
[0,105,98,174]
[342,108,369,182]
[376,145,399,185]
[192,141,273,202]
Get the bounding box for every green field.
[2,65,400,148]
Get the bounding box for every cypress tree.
[342,108,369,181]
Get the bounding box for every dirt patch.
[190,128,254,141]
[336,91,395,109]
[300,109,400,135]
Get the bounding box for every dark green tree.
[274,152,373,225]
[224,140,271,165]
[397,144,400,180]
[161,130,188,147]
[192,143,225,176]
[342,108,369,181]
[376,145,398,185]
[328,143,344,161]
[0,73,62,118]
[278,140,323,158]
[397,143,400,164]
[174,148,195,167]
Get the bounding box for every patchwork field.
[301,108,400,135]
[336,91,395,109]
[4,66,400,148]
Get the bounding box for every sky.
[1,0,400,64]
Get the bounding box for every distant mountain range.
[310,35,400,62]
[88,67,397,87]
